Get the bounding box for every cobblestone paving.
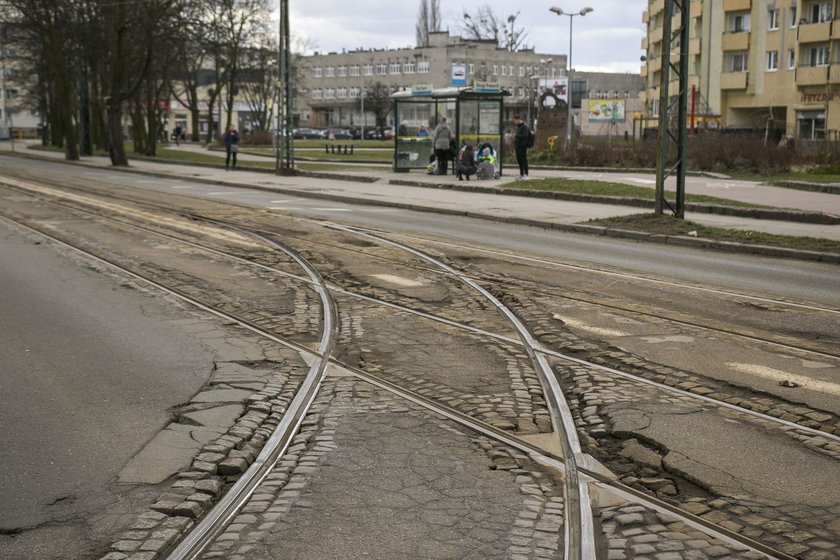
[205,377,566,560]
[601,503,769,560]
[561,364,840,560]
[336,300,552,434]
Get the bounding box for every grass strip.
[508,177,771,209]
[588,213,840,254]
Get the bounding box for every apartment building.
[295,32,567,129]
[641,0,840,140]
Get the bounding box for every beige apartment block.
[295,32,567,130]
[641,0,840,141]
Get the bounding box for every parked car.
[363,128,384,140]
[383,128,395,140]
[321,128,353,140]
[293,127,322,139]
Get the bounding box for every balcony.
[722,31,750,51]
[723,0,750,10]
[651,0,664,15]
[642,37,648,50]
[797,65,829,86]
[720,72,748,89]
[640,65,648,77]
[831,66,840,84]
[799,21,831,43]
[833,20,840,39]
[690,1,703,18]
[642,10,649,23]
[689,37,701,55]
[650,26,663,44]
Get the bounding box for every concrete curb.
[5,150,839,264]
[765,180,840,195]
[389,178,840,225]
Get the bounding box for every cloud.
[289,0,647,73]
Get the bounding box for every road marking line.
[371,274,425,287]
[727,362,840,396]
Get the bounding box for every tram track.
[0,210,800,560]
[2,174,838,559]
[3,181,839,447]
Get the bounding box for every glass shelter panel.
[394,99,435,171]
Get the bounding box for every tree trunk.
[190,108,200,142]
[107,100,129,166]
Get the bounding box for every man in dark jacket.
[512,115,530,180]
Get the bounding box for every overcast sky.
[286,1,647,74]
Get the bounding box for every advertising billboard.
[588,99,626,122]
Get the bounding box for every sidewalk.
[2,141,839,260]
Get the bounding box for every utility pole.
[276,0,294,174]
[654,0,689,218]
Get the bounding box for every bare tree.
[238,33,277,134]
[5,0,82,159]
[415,0,441,47]
[365,82,392,131]
[459,5,529,51]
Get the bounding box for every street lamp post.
[549,6,593,150]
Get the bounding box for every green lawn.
[505,177,773,209]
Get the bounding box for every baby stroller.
[475,142,498,180]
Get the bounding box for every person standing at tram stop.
[512,114,531,180]
[224,124,240,171]
[433,116,453,175]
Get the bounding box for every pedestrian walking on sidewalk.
[224,124,239,170]
[433,116,453,175]
[512,115,532,180]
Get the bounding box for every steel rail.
[3,175,836,361]
[322,222,597,560]
[165,222,339,560]
[345,226,840,316]
[0,213,800,560]
[5,195,839,446]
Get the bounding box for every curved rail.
[322,222,597,560]
[165,220,339,560]
[0,212,801,559]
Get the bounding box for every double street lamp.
[549,6,593,149]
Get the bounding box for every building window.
[325,66,335,77]
[312,88,322,99]
[788,48,796,69]
[766,50,779,71]
[325,88,335,98]
[493,65,498,75]
[808,2,832,23]
[728,12,750,32]
[337,87,347,98]
[403,61,415,73]
[376,64,387,75]
[725,51,749,72]
[519,65,525,77]
[418,60,430,73]
[651,98,660,117]
[789,6,798,26]
[350,65,360,76]
[390,62,401,74]
[469,63,474,74]
[509,65,514,76]
[313,67,322,78]
[337,66,347,77]
[807,45,830,66]
[349,87,359,98]
[768,8,779,29]
[501,65,507,76]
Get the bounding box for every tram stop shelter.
[391,86,510,174]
